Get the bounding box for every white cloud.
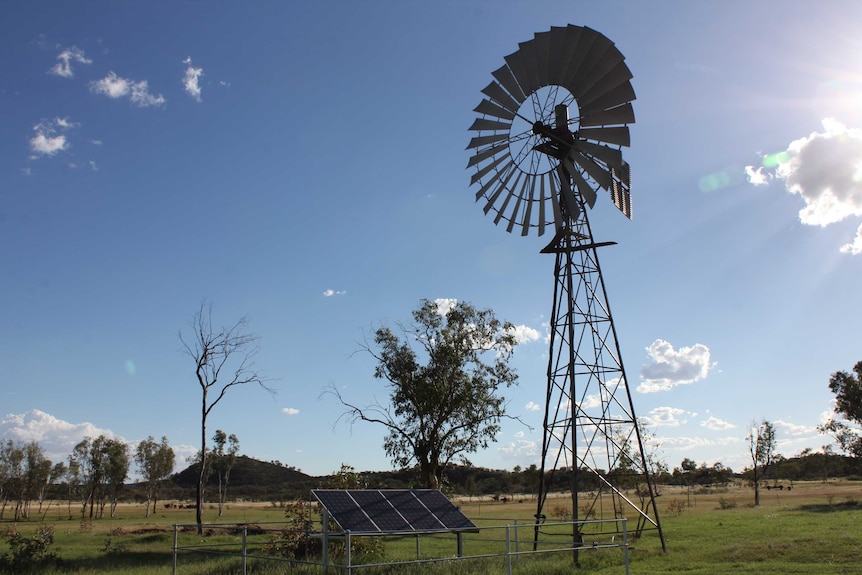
[29,118,77,157]
[281,407,300,415]
[497,438,539,460]
[507,324,541,344]
[0,409,122,464]
[90,72,165,107]
[323,289,346,297]
[638,339,711,393]
[50,47,92,78]
[525,401,541,412]
[774,419,817,437]
[433,298,458,316]
[182,57,204,102]
[776,118,862,227]
[840,223,862,255]
[744,165,771,186]
[701,416,735,430]
[641,406,686,427]
[659,435,742,451]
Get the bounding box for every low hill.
[172,455,318,501]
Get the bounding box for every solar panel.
[312,489,477,534]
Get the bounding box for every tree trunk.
[197,398,207,534]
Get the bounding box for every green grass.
[3,482,862,574]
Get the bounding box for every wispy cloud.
[50,46,92,78]
[29,117,78,157]
[182,57,203,102]
[323,289,346,297]
[638,339,712,393]
[90,72,165,107]
[641,406,687,427]
[281,407,300,415]
[701,416,735,430]
[525,401,541,412]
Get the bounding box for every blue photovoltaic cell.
[385,490,444,530]
[351,490,411,532]
[414,490,477,530]
[313,490,377,533]
[312,489,477,534]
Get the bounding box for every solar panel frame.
[312,489,478,535]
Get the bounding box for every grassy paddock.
[2,480,861,574]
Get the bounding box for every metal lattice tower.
[464,25,666,556]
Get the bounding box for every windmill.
[466,25,666,554]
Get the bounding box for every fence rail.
[171,517,630,575]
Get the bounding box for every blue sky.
[2,1,862,478]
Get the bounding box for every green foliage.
[0,524,57,573]
[820,360,862,457]
[336,299,519,489]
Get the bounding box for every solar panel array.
[312,489,477,534]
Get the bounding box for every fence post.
[172,524,178,575]
[623,518,629,575]
[505,524,512,575]
[241,526,248,575]
[345,530,352,575]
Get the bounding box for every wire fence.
[171,517,630,575]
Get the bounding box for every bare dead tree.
[180,301,272,533]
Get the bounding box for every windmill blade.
[522,176,537,236]
[515,38,542,94]
[561,27,599,90]
[578,60,633,105]
[574,48,626,99]
[573,140,623,170]
[548,172,563,233]
[565,31,614,95]
[475,159,514,201]
[532,31,552,87]
[482,164,518,212]
[491,64,526,103]
[467,132,511,150]
[468,117,511,132]
[556,163,583,219]
[481,81,520,114]
[578,126,630,147]
[555,25,585,86]
[546,27,568,86]
[570,149,613,190]
[493,170,523,224]
[473,98,516,121]
[579,103,634,128]
[466,141,509,168]
[563,157,597,209]
[470,153,508,186]
[505,174,530,233]
[503,48,533,98]
[579,82,637,116]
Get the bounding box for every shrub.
[666,499,686,516]
[0,524,57,573]
[717,497,737,510]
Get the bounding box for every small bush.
[667,499,686,516]
[717,497,737,510]
[1,524,57,573]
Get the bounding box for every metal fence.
[171,517,630,575]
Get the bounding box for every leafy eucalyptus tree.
[331,299,520,489]
[211,430,239,517]
[747,419,776,506]
[819,360,862,457]
[134,436,175,517]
